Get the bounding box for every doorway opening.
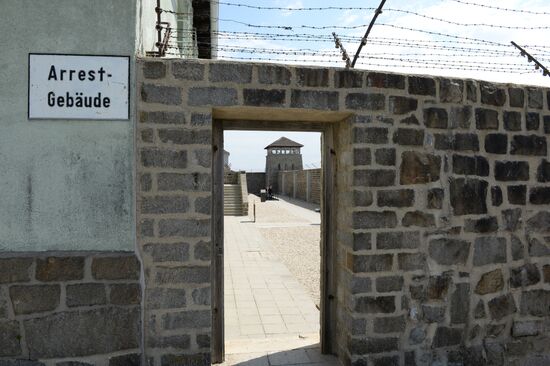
[211,114,346,365]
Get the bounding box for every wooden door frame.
[211,119,338,363]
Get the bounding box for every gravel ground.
[251,195,321,307]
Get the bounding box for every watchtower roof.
[264,137,304,149]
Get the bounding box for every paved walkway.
[221,197,339,366]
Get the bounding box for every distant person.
[267,185,273,199]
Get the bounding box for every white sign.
[28,54,130,120]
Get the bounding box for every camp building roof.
[264,137,304,149]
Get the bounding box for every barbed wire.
[447,0,550,15]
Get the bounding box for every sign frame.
[28,53,131,121]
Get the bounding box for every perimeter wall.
[135,58,550,366]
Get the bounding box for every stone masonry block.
[146,288,186,309]
[530,187,550,204]
[192,148,211,168]
[520,289,550,317]
[452,155,489,176]
[398,253,426,271]
[432,327,463,348]
[139,112,187,125]
[504,111,522,131]
[354,297,395,314]
[348,254,392,273]
[429,238,470,265]
[466,80,478,102]
[475,269,504,295]
[450,178,488,215]
[488,294,516,320]
[402,211,435,227]
[140,219,154,238]
[440,79,463,103]
[345,93,385,110]
[475,108,499,130]
[141,196,189,214]
[509,88,524,107]
[158,219,210,238]
[0,258,33,284]
[375,148,396,166]
[510,263,540,288]
[450,283,469,324]
[485,134,508,154]
[353,211,397,229]
[495,161,529,181]
[526,112,540,131]
[464,217,498,233]
[408,76,436,96]
[66,283,106,307]
[480,82,506,106]
[473,237,507,266]
[528,88,544,109]
[449,106,472,129]
[141,84,181,105]
[144,243,190,263]
[400,151,441,185]
[377,231,420,249]
[349,337,398,354]
[0,320,21,357]
[158,173,211,192]
[492,186,503,206]
[296,68,328,87]
[155,266,210,285]
[23,307,140,358]
[141,148,187,169]
[109,284,141,306]
[158,129,210,145]
[190,113,211,127]
[209,63,252,83]
[143,61,166,79]
[367,72,405,89]
[508,185,527,205]
[388,96,417,115]
[10,285,60,315]
[172,62,204,80]
[335,70,363,88]
[243,89,285,107]
[377,190,414,208]
[353,127,388,144]
[354,169,395,187]
[353,232,372,251]
[162,310,211,330]
[511,135,547,156]
[290,90,338,110]
[195,196,211,215]
[526,211,550,233]
[393,128,424,146]
[188,87,238,106]
[434,133,480,152]
[424,108,448,129]
[194,241,211,261]
[192,287,211,306]
[92,256,140,280]
[351,277,372,294]
[353,190,373,207]
[257,65,291,85]
[375,277,404,293]
[353,148,371,166]
[373,315,405,334]
[427,188,444,209]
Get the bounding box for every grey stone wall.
[245,172,266,196]
[137,58,550,366]
[278,169,321,204]
[0,253,141,365]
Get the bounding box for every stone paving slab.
[223,199,339,365]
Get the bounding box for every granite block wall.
[0,253,141,366]
[137,58,550,366]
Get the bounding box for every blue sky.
[218,0,550,171]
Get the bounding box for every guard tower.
[265,137,304,192]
